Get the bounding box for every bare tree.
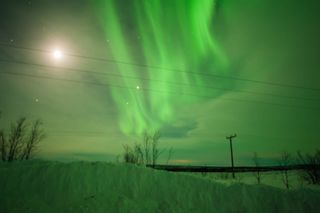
[0,116,45,162]
[122,130,169,166]
[279,151,291,189]
[151,131,164,166]
[252,152,262,184]
[297,150,320,185]
[123,144,136,163]
[21,120,45,160]
[142,132,151,165]
[133,143,144,164]
[0,112,7,161]
[0,130,6,161]
[7,117,27,161]
[166,147,174,165]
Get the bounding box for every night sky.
[0,0,319,165]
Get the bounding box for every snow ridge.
[0,161,319,212]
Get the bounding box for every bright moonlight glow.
[53,49,63,59]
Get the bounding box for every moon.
[53,49,63,59]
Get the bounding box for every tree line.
[252,151,320,187]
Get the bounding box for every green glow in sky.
[94,0,229,135]
[1,0,320,164]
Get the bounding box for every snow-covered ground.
[188,170,320,190]
[0,161,319,213]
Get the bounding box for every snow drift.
[0,161,319,212]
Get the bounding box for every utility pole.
[226,134,237,178]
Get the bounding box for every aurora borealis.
[94,0,229,135]
[0,0,319,165]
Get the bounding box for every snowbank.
[0,161,319,212]
[188,171,320,190]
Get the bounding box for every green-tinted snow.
[0,161,320,212]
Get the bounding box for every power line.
[1,70,319,111]
[0,58,319,102]
[1,42,320,92]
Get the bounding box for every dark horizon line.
[147,164,315,173]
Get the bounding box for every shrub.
[279,151,291,189]
[122,131,167,166]
[297,150,320,185]
[252,152,262,184]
